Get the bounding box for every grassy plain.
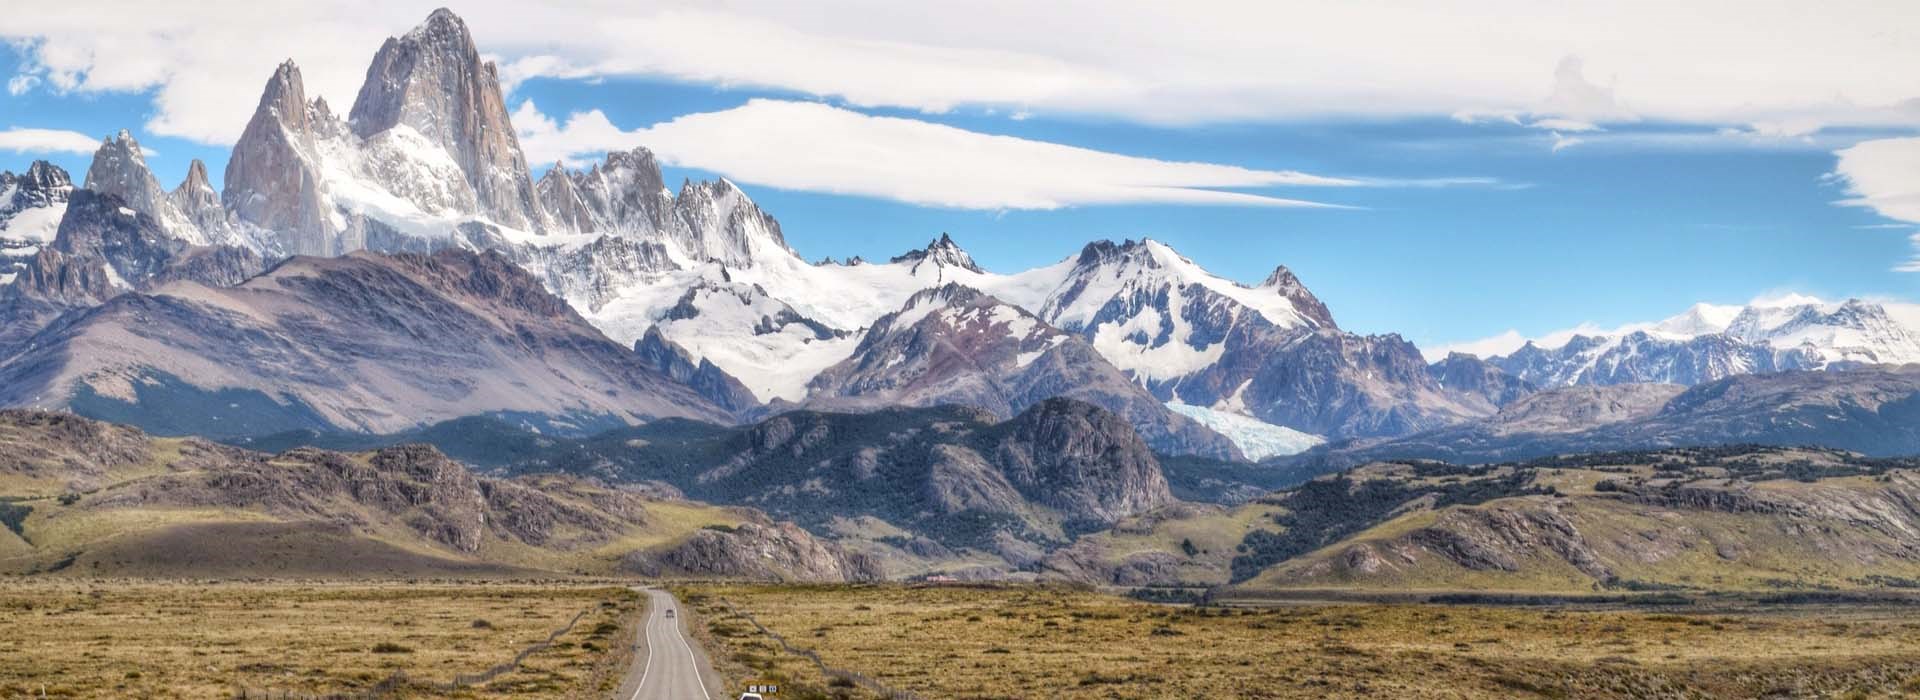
[683,583,1920,699]
[0,581,639,699]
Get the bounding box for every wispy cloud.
[0,127,101,155]
[517,99,1362,210]
[1549,131,1586,153]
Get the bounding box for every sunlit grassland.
[682,583,1920,699]
[0,581,640,699]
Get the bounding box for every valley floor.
[9,579,1920,698]
[679,583,1920,699]
[0,581,640,698]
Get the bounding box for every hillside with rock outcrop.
[1042,444,1920,593]
[0,410,875,581]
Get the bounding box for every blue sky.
[3,2,1917,352]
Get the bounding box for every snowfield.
[1165,402,1325,459]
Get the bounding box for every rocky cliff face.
[985,397,1174,523]
[547,148,677,238]
[626,521,885,582]
[1429,352,1537,409]
[45,189,191,287]
[348,8,551,234]
[224,60,343,255]
[167,159,253,251]
[634,326,760,414]
[82,131,206,245]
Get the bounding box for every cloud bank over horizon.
[3,1,1917,146]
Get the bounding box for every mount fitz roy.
[3,7,1918,464]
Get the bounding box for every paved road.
[617,588,721,700]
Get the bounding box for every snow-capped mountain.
[0,160,73,282]
[349,8,552,236]
[0,7,1524,460]
[83,131,208,246]
[1028,239,1323,383]
[1481,298,1920,388]
[803,283,1245,459]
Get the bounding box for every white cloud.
[6,2,1920,145]
[0,127,101,155]
[1833,137,1920,225]
[1549,132,1586,153]
[1831,137,1920,271]
[518,99,1356,210]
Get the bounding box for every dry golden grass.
[0,581,640,699]
[683,583,1920,699]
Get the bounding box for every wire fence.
[717,598,924,700]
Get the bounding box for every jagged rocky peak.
[536,160,599,233]
[349,7,550,234]
[170,159,218,208]
[604,147,667,192]
[5,160,74,201]
[84,134,164,222]
[544,147,678,238]
[1259,264,1336,329]
[672,177,793,266]
[1,161,74,241]
[225,59,344,256]
[261,60,316,134]
[44,189,190,290]
[1073,238,1155,268]
[633,325,760,413]
[891,232,983,273]
[82,131,208,246]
